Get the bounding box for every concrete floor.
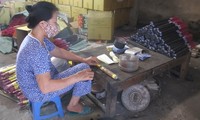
[0,50,200,120]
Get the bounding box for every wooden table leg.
[105,83,118,117]
[180,53,191,80]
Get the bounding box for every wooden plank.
[78,45,172,82]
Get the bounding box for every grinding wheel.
[121,84,150,112]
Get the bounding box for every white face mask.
[44,23,59,38]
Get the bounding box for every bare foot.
[66,103,83,113]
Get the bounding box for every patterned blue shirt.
[16,34,58,101]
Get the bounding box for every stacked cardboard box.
[27,0,135,40]
[57,4,72,17]
[73,0,83,8]
[88,11,114,40]
[56,1,87,21]
[93,0,113,11]
[83,0,93,9]
[0,1,33,24]
[51,0,59,5]
[0,6,10,24]
[69,0,73,6]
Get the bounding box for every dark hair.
[25,1,58,28]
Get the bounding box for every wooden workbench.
[77,40,190,117]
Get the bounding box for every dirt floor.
[0,50,200,120]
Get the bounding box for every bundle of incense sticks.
[0,64,29,108]
[97,64,118,80]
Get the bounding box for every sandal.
[67,106,93,116]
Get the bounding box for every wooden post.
[180,53,190,80]
[105,83,118,117]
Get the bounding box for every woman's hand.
[74,69,94,82]
[83,56,99,66]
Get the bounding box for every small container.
[119,54,139,72]
[114,37,126,49]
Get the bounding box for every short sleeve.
[44,38,56,51]
[30,48,50,75]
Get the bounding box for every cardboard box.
[83,0,93,9]
[73,0,83,8]
[14,2,26,13]
[71,7,88,21]
[65,0,71,5]
[4,1,25,17]
[58,0,63,4]
[51,0,59,4]
[57,5,72,17]
[69,0,74,6]
[88,11,114,40]
[15,25,31,48]
[58,0,70,5]
[93,0,112,11]
[0,7,10,24]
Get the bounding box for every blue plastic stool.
[30,96,64,120]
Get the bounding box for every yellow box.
[88,11,114,40]
[5,1,25,17]
[93,0,112,11]
[59,0,70,5]
[71,6,88,21]
[55,0,59,4]
[74,0,83,8]
[83,0,93,9]
[57,5,72,17]
[64,0,70,5]
[58,0,63,4]
[14,2,26,13]
[0,7,10,24]
[69,0,74,6]
[52,0,59,4]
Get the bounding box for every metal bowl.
[119,54,139,72]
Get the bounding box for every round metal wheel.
[121,84,150,112]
